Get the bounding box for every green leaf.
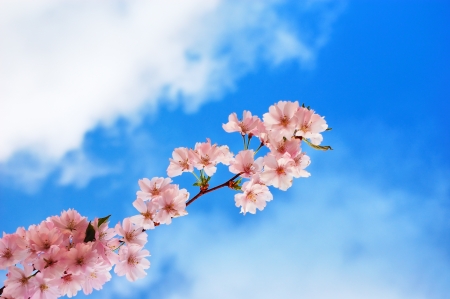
[98,215,111,228]
[229,178,243,191]
[326,127,332,131]
[303,138,333,151]
[83,222,96,242]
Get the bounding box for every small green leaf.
[229,178,243,191]
[98,215,111,228]
[193,181,201,187]
[326,127,332,131]
[84,222,96,242]
[303,138,333,151]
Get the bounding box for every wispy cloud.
[0,0,343,187]
[94,173,449,299]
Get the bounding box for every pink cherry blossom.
[263,101,299,139]
[130,198,158,230]
[235,180,273,215]
[50,209,88,236]
[295,107,328,145]
[59,273,84,298]
[92,219,118,266]
[267,136,301,158]
[154,187,189,225]
[222,110,260,135]
[136,177,172,200]
[229,150,263,178]
[29,272,60,299]
[0,233,27,269]
[260,153,296,191]
[34,245,66,278]
[81,262,112,295]
[94,218,116,246]
[27,221,64,253]
[3,264,35,299]
[98,239,120,266]
[13,227,29,250]
[217,145,234,165]
[167,147,195,177]
[65,243,98,275]
[115,218,147,247]
[191,139,223,176]
[291,151,311,178]
[114,245,150,282]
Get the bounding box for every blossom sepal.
[228,178,243,191]
[302,138,333,151]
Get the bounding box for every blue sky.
[0,1,449,298]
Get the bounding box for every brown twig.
[186,173,243,207]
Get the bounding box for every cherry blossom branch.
[186,172,243,207]
[0,101,331,298]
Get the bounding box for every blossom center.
[247,192,257,203]
[239,122,249,133]
[150,185,160,196]
[76,257,84,266]
[300,122,310,132]
[128,255,138,266]
[1,248,12,259]
[45,258,56,268]
[179,159,190,170]
[163,204,176,214]
[40,283,49,292]
[42,239,51,250]
[141,211,153,220]
[276,166,286,175]
[20,276,28,285]
[280,115,290,127]
[200,155,211,166]
[66,219,76,231]
[125,231,136,242]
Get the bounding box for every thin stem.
[27,270,40,279]
[186,172,243,207]
[254,141,264,155]
[114,241,126,251]
[191,171,200,181]
[242,134,247,150]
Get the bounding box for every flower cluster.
[1,101,330,298]
[0,210,150,299]
[134,100,330,217]
[131,178,189,227]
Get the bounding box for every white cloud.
[58,150,119,188]
[96,174,449,299]
[0,0,342,186]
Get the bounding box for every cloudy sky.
[0,1,449,298]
